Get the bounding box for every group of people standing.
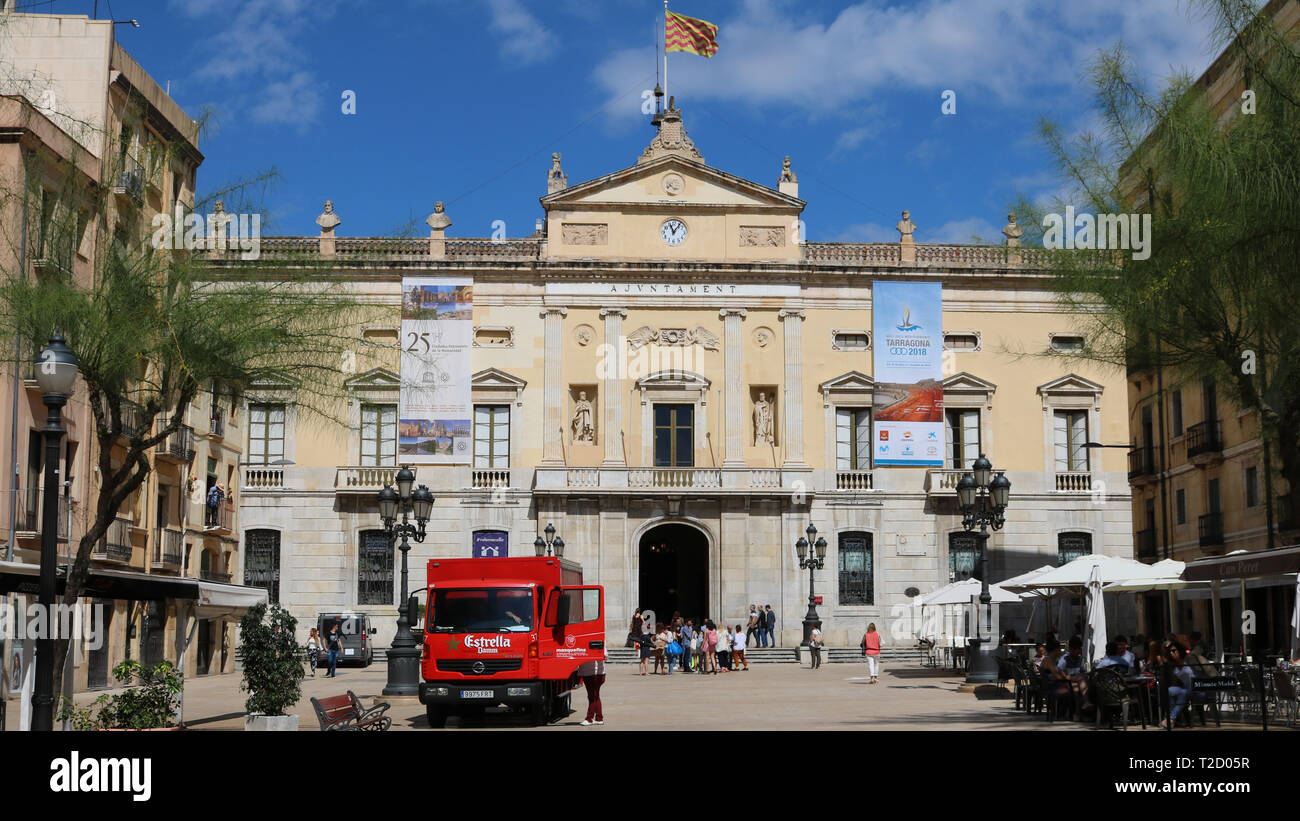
[629,609,762,674]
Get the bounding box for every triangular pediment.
[344,367,400,390]
[944,372,998,394]
[541,155,803,212]
[472,367,527,390]
[1037,373,1105,396]
[819,370,874,393]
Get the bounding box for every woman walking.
[732,624,749,671]
[703,621,719,674]
[306,627,322,677]
[578,648,608,726]
[628,608,643,648]
[653,623,669,675]
[638,628,652,675]
[861,623,881,683]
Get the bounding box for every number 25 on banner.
[406,332,431,354]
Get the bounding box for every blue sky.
[43,0,1222,243]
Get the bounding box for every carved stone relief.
[562,223,609,245]
[739,225,786,247]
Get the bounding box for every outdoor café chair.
[1272,669,1298,727]
[1094,667,1142,730]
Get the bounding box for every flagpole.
[663,0,669,105]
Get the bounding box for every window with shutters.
[1053,410,1089,471]
[1057,532,1092,565]
[248,403,285,465]
[473,405,510,468]
[949,531,981,582]
[244,529,281,603]
[837,532,873,606]
[358,530,394,605]
[360,404,397,466]
[946,409,980,469]
[835,408,871,470]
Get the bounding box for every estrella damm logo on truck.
[463,634,514,654]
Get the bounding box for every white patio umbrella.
[1012,554,1172,593]
[997,565,1059,595]
[923,578,1021,606]
[1083,565,1107,666]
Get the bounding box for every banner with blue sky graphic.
[872,281,943,467]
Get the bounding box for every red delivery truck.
[418,555,605,728]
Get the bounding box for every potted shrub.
[57,659,183,730]
[238,602,305,731]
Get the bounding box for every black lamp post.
[32,331,79,731]
[378,466,433,696]
[956,454,1011,684]
[534,522,564,557]
[796,523,827,647]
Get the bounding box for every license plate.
[344,648,354,656]
[461,690,494,699]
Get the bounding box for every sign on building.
[399,276,473,464]
[872,281,943,467]
[472,530,508,558]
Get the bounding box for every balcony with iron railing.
[117,401,144,441]
[1186,420,1223,464]
[1136,527,1158,560]
[1198,512,1225,548]
[14,488,70,541]
[93,516,134,563]
[152,527,184,569]
[199,568,232,583]
[1127,446,1156,484]
[208,407,225,439]
[156,416,195,463]
[203,500,234,532]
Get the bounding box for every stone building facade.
[222,105,1134,648]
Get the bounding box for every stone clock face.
[660,219,687,246]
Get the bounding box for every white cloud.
[593,0,1217,124]
[487,0,556,66]
[168,0,326,126]
[921,216,1000,244]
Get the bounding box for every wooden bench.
[310,691,393,731]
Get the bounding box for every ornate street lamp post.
[956,454,1011,684]
[378,466,433,696]
[796,523,827,647]
[533,522,565,557]
[32,331,79,731]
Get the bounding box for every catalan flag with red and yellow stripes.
[666,11,719,57]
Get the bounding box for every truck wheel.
[425,705,446,728]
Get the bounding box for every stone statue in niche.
[572,391,595,444]
[753,392,774,446]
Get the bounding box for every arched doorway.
[638,523,709,625]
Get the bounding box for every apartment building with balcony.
[218,104,1133,648]
[1120,0,1300,647]
[0,10,249,695]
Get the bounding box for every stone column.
[541,307,568,465]
[779,309,807,468]
[600,308,628,466]
[720,309,747,466]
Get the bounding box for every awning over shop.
[0,560,264,612]
[194,579,267,619]
[1181,544,1300,582]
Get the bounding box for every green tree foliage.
[237,603,305,717]
[1038,1,1300,524]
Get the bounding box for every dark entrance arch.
[638,523,709,625]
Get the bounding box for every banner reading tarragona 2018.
[399,277,473,464]
[872,281,943,467]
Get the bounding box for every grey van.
[317,613,376,667]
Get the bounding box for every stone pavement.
[6,660,1083,731]
[8,660,1280,731]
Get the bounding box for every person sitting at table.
[1143,641,1168,675]
[1096,641,1130,672]
[1039,640,1073,712]
[1113,635,1137,669]
[1058,637,1093,710]
[1031,644,1046,670]
[1167,645,1195,726]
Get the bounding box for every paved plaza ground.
[7,659,1289,731]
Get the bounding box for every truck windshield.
[430,588,533,633]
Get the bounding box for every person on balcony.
[206,483,225,526]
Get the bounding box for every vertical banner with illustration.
[872,281,943,466]
[399,277,473,464]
